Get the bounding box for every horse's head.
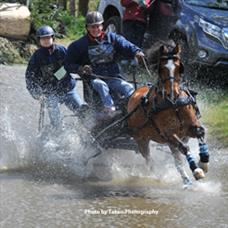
[158,44,184,102]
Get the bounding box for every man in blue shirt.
[64,11,145,118]
[25,25,88,129]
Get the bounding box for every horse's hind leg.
[190,125,209,173]
[171,134,205,180]
[169,145,192,186]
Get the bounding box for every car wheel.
[104,16,121,34]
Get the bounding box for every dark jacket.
[64,32,141,77]
[26,44,75,99]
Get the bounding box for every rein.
[91,73,124,81]
[94,103,141,140]
[84,103,142,163]
[142,57,153,78]
[90,73,139,85]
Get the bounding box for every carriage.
[80,71,140,153]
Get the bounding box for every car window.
[184,0,228,10]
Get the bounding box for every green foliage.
[30,0,85,40]
[202,91,228,147]
[0,37,25,64]
[88,0,100,11]
[58,12,86,40]
[30,0,61,29]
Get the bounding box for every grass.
[201,90,228,147]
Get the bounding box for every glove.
[31,87,43,100]
[135,51,145,64]
[135,51,145,59]
[78,65,93,76]
[32,93,41,100]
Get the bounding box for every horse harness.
[126,84,197,140]
[93,83,196,142]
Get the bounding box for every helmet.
[36,25,55,38]
[86,11,104,26]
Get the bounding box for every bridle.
[158,53,183,100]
[159,54,182,80]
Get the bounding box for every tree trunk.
[78,0,89,16]
[69,0,75,16]
[58,0,67,10]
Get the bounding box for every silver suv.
[98,0,124,33]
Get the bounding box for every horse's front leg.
[171,134,205,180]
[136,137,151,166]
[169,144,192,186]
[190,125,209,173]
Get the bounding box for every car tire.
[104,16,121,34]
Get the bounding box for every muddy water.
[0,65,227,228]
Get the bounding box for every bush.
[0,37,25,64]
[60,13,85,40]
[30,0,58,30]
[30,0,86,40]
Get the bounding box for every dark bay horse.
[127,44,209,185]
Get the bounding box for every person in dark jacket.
[121,0,154,47]
[25,25,88,129]
[64,11,145,117]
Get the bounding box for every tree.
[58,0,67,10]
[78,0,89,16]
[69,0,75,16]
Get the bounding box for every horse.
[127,43,209,185]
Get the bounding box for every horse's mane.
[146,39,176,66]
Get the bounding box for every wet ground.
[0,65,228,228]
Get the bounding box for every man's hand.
[135,51,145,63]
[78,65,93,76]
[32,93,42,100]
[31,87,43,100]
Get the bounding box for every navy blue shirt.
[64,32,141,77]
[26,44,75,98]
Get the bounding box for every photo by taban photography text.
[84,208,159,216]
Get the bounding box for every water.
[0,65,228,228]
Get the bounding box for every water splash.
[0,100,225,190]
[191,181,222,195]
[0,106,28,170]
